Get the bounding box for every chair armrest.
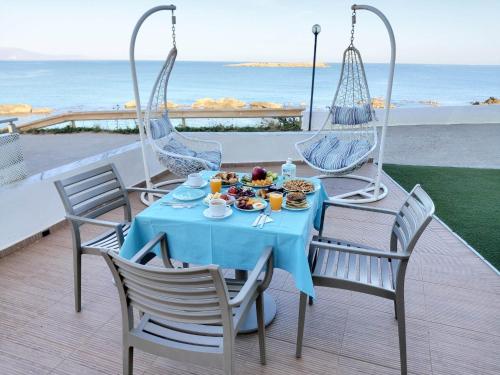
[323,201,399,216]
[66,214,123,228]
[130,232,174,268]
[310,240,410,260]
[66,214,126,246]
[318,201,398,236]
[126,187,171,195]
[229,246,274,307]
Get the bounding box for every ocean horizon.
[1,61,499,113]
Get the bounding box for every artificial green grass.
[384,164,500,270]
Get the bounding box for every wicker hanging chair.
[143,46,222,177]
[295,7,394,203]
[129,5,222,205]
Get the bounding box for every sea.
[1,61,499,114]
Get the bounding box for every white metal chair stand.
[296,4,396,203]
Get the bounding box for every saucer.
[203,207,233,220]
[183,180,208,189]
[172,188,205,201]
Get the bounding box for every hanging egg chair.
[295,5,395,203]
[130,5,222,205]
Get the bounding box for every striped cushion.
[304,135,371,171]
[196,151,222,170]
[150,114,174,140]
[162,138,196,157]
[331,104,373,125]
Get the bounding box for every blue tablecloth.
[120,171,328,297]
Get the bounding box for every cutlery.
[160,202,197,208]
[260,206,272,228]
[252,209,265,227]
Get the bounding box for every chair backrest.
[390,185,435,288]
[391,185,435,254]
[54,163,131,221]
[104,250,234,336]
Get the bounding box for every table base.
[238,292,277,334]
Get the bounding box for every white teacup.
[209,198,227,217]
[187,173,203,187]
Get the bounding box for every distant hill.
[226,62,329,68]
[0,47,83,60]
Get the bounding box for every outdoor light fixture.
[308,24,321,131]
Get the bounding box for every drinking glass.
[269,192,283,211]
[210,178,222,193]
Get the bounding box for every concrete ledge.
[302,105,500,130]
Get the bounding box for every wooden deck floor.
[0,163,498,374]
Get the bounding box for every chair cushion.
[162,137,196,157]
[303,135,371,171]
[331,104,373,125]
[195,150,222,171]
[150,114,174,140]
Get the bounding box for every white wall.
[302,105,500,130]
[0,133,305,251]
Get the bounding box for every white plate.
[203,207,233,220]
[234,198,268,212]
[282,200,311,211]
[172,188,205,201]
[183,180,208,189]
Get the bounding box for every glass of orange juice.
[269,192,283,212]
[210,177,222,193]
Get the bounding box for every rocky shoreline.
[1,96,499,115]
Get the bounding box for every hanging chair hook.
[171,9,177,48]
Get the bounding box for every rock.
[192,97,246,109]
[249,101,283,109]
[158,101,179,110]
[124,100,136,109]
[370,97,395,109]
[125,100,179,109]
[31,107,53,114]
[483,97,500,105]
[0,103,32,114]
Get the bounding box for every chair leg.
[256,293,266,365]
[396,295,407,375]
[296,292,308,358]
[73,249,82,312]
[123,346,133,375]
[308,296,314,306]
[394,300,398,320]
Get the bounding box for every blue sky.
[1,0,499,64]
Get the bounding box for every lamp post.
[308,24,321,131]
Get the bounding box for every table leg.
[234,270,277,334]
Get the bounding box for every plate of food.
[234,197,268,212]
[256,185,285,200]
[227,185,255,198]
[213,171,239,186]
[203,192,236,206]
[282,179,318,194]
[240,166,279,188]
[282,192,310,210]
